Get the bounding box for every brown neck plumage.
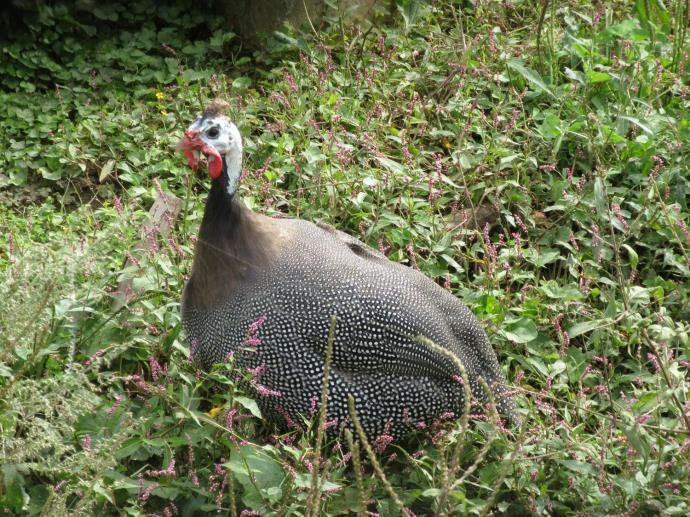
[185,158,270,309]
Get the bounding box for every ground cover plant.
[1,0,689,514]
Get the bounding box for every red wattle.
[201,142,222,179]
[184,149,198,171]
[179,131,223,179]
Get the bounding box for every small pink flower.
[113,196,123,215]
[406,243,419,270]
[515,369,524,384]
[107,395,123,417]
[139,481,159,502]
[649,155,664,182]
[145,457,176,478]
[225,409,237,432]
[246,364,266,379]
[148,356,164,381]
[647,353,661,374]
[335,452,352,468]
[372,433,393,454]
[611,203,629,230]
[245,336,261,348]
[322,418,338,430]
[84,349,104,367]
[189,338,199,361]
[284,70,298,91]
[254,383,282,397]
[248,315,267,334]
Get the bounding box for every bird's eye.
[207,127,220,138]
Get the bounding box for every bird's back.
[183,215,512,438]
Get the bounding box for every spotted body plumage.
[180,103,513,439]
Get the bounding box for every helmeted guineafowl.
[179,100,514,439]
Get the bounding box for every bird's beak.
[178,129,223,179]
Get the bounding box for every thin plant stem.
[306,314,337,517]
[478,416,530,517]
[642,328,690,433]
[415,335,472,515]
[347,395,413,517]
[345,429,367,517]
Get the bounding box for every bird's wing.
[314,221,388,261]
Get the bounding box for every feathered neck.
[200,157,240,233]
[187,157,267,308]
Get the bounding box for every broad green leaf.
[635,0,671,30]
[627,286,650,306]
[564,67,585,84]
[593,177,607,217]
[440,253,464,273]
[1,465,27,511]
[598,19,641,41]
[538,113,563,139]
[375,155,405,174]
[585,70,611,83]
[399,0,423,28]
[226,445,285,493]
[550,360,566,376]
[501,318,538,343]
[507,60,556,98]
[621,424,650,463]
[539,282,583,301]
[558,460,597,475]
[619,116,653,135]
[567,319,606,339]
[525,249,561,268]
[235,396,262,418]
[99,159,116,183]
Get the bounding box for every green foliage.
[0,0,232,189]
[1,0,690,515]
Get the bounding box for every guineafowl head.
[178,100,243,196]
